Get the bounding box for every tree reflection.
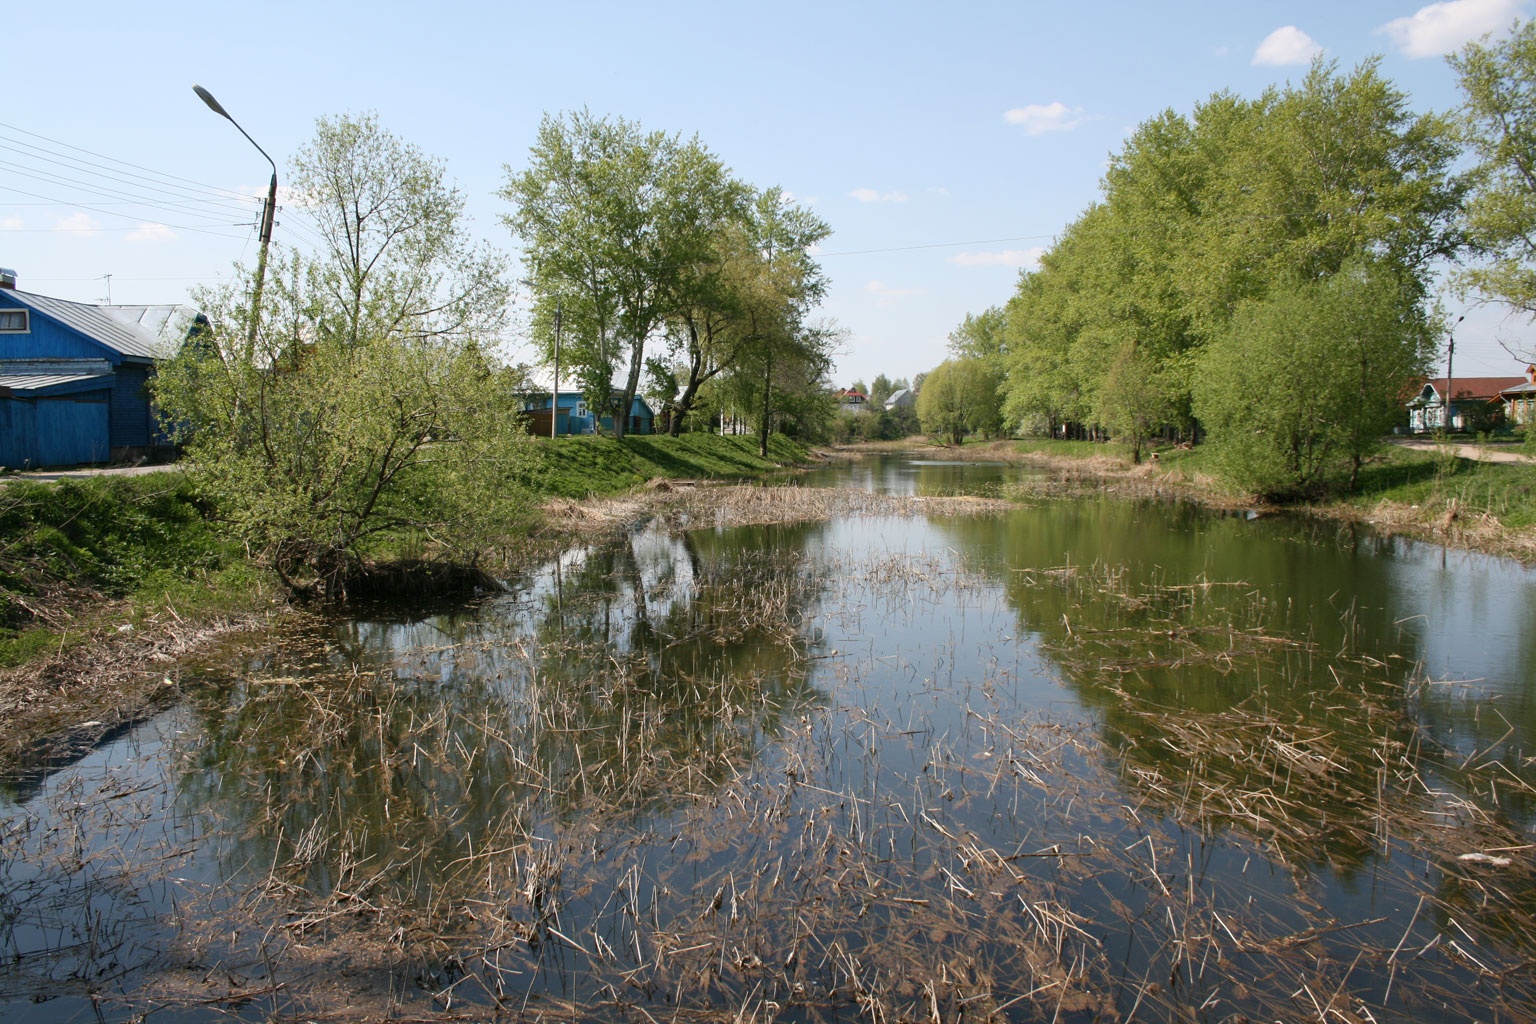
[175,521,831,909]
[928,499,1536,876]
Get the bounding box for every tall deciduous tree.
[292,113,511,349]
[712,189,835,455]
[1193,262,1436,498]
[659,187,828,435]
[917,358,1004,445]
[1452,21,1536,339]
[501,111,745,436]
[155,116,530,597]
[995,58,1463,486]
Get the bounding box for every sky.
[4,0,1535,388]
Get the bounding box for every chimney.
[0,268,15,290]
[1528,365,1535,385]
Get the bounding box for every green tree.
[917,358,1004,445]
[1193,262,1436,498]
[997,59,1462,455]
[661,186,828,434]
[501,111,744,436]
[713,190,835,455]
[155,116,532,597]
[1451,21,1536,333]
[291,113,510,351]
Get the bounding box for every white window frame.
[0,309,29,333]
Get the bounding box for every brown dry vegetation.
[0,484,1006,778]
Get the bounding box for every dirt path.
[1387,437,1534,464]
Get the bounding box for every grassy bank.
[0,474,268,667]
[524,432,807,497]
[0,434,807,666]
[998,437,1536,559]
[0,432,811,771]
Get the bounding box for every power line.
[0,185,253,239]
[0,139,259,213]
[0,169,264,229]
[0,120,260,203]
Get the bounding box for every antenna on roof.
[99,274,112,304]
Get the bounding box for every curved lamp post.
[193,85,276,357]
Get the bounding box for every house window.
[0,309,28,333]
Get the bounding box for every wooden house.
[1496,367,1536,427]
[1405,374,1528,433]
[0,275,203,468]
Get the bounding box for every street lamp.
[193,84,277,357]
[1443,313,1466,434]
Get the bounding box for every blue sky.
[4,0,1533,386]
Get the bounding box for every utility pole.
[551,297,562,438]
[194,85,277,359]
[1443,314,1465,434]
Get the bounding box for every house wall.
[109,362,155,449]
[0,306,118,362]
[0,391,111,467]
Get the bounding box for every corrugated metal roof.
[0,372,113,391]
[103,303,201,341]
[2,289,163,359]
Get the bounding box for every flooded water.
[4,454,1536,1022]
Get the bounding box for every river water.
[3,454,1535,1022]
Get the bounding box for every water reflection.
[6,456,1536,1023]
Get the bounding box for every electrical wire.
[0,120,260,203]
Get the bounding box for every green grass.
[524,432,808,498]
[0,433,812,664]
[1343,447,1536,529]
[1010,437,1536,529]
[0,472,270,666]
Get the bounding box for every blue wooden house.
[518,390,595,436]
[517,389,655,436]
[0,278,201,468]
[601,394,655,436]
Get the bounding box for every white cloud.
[127,222,177,242]
[1378,0,1524,58]
[850,187,909,203]
[927,186,951,196]
[1003,102,1087,135]
[54,213,100,235]
[948,247,1045,270]
[0,216,22,231]
[1252,25,1324,65]
[865,280,923,305]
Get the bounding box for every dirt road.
[1387,438,1534,464]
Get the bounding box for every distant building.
[0,273,203,468]
[1496,366,1536,427]
[838,387,871,414]
[515,388,655,436]
[1406,373,1528,432]
[886,388,915,411]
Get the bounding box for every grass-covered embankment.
[1001,437,1536,558]
[0,474,267,668]
[0,432,811,771]
[524,432,807,497]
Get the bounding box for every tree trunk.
[758,350,774,458]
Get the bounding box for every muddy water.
[4,455,1536,1022]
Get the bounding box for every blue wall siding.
[0,392,111,467]
[0,304,119,361]
[0,398,37,468]
[109,363,153,447]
